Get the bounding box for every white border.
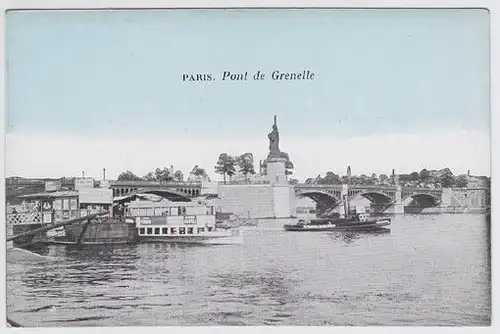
[0,1,497,334]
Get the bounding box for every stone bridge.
[110,180,202,197]
[294,184,444,214]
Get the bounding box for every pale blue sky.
[6,9,490,139]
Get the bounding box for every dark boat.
[284,195,391,232]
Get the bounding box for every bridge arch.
[296,190,341,204]
[295,190,341,216]
[354,191,394,205]
[403,193,441,207]
[115,188,192,203]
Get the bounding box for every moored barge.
[122,193,243,245]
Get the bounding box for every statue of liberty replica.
[260,115,294,184]
[268,115,281,158]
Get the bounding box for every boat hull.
[48,238,133,245]
[138,234,243,245]
[284,219,391,232]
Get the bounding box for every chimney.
[103,168,106,180]
[82,171,85,178]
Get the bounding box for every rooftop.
[18,190,79,199]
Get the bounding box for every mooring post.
[76,218,94,244]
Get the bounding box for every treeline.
[117,167,190,182]
[117,152,258,184]
[307,168,480,188]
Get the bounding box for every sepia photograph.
[3,5,492,328]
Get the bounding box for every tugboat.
[284,195,391,232]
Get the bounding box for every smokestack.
[82,171,85,178]
[103,168,106,180]
[343,195,349,217]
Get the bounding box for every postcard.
[4,7,491,328]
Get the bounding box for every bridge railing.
[110,180,202,187]
[295,183,448,192]
[401,187,443,193]
[296,184,343,188]
[218,180,271,185]
[296,184,399,190]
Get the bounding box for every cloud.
[6,129,490,181]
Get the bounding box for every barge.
[122,193,243,245]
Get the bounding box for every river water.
[6,214,491,326]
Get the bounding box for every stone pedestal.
[441,188,453,207]
[218,183,296,219]
[386,186,404,214]
[266,158,287,185]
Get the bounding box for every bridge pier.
[339,184,348,215]
[384,203,404,214]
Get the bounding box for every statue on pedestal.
[268,115,281,159]
[262,115,294,176]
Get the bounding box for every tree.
[154,167,174,182]
[117,170,143,181]
[410,172,420,181]
[214,153,236,184]
[289,178,299,185]
[187,166,209,182]
[318,171,341,185]
[236,153,256,180]
[399,174,412,182]
[379,174,389,182]
[192,165,207,177]
[174,170,184,182]
[285,161,294,176]
[440,174,456,188]
[419,169,430,180]
[456,174,468,188]
[440,168,453,175]
[143,167,174,182]
[282,152,294,177]
[143,172,155,181]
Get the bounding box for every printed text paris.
[182,70,316,82]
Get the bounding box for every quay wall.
[218,184,275,218]
[218,184,295,219]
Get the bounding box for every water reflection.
[326,229,391,244]
[17,245,140,293]
[208,269,301,325]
